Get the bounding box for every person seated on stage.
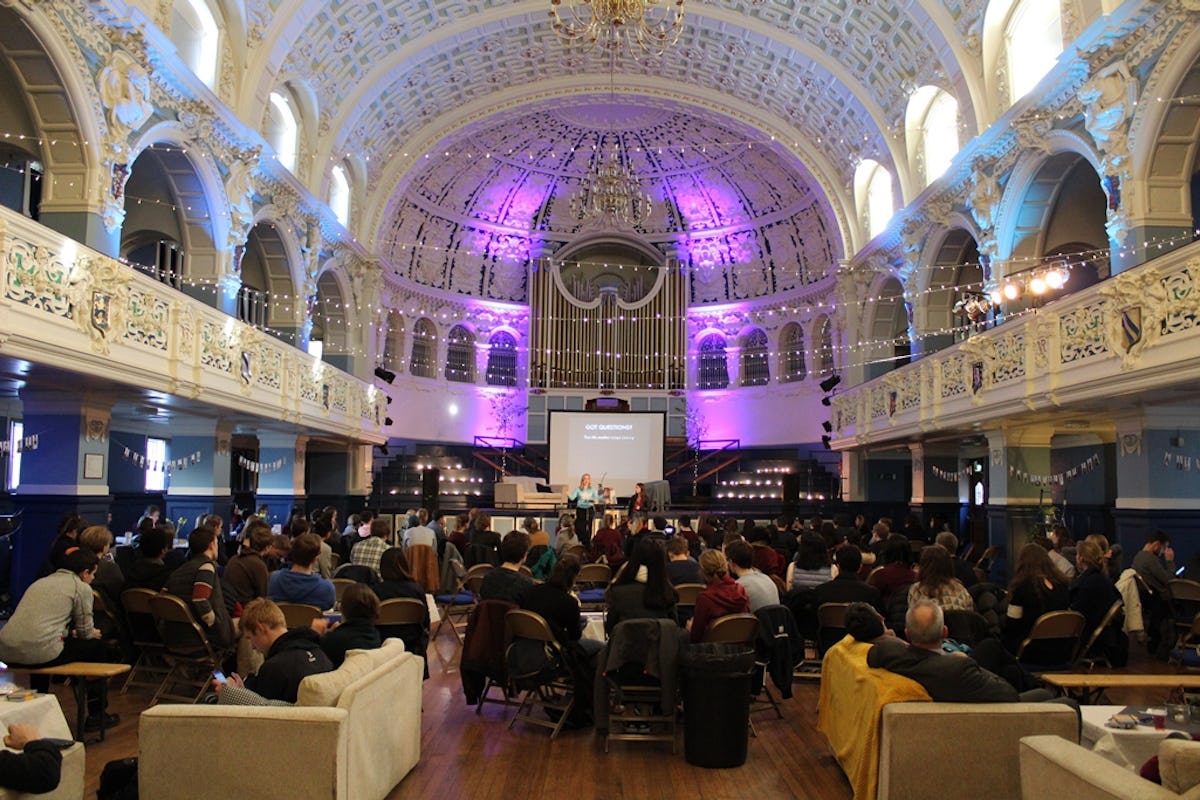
[725,539,780,612]
[122,526,173,592]
[666,535,702,585]
[554,513,579,556]
[605,537,678,635]
[215,598,334,705]
[317,583,381,667]
[479,531,534,604]
[592,512,624,568]
[0,549,120,730]
[224,519,272,605]
[0,723,64,794]
[269,533,337,610]
[689,550,750,643]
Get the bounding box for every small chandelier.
[549,0,685,63]
[570,149,652,227]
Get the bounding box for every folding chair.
[1168,579,1200,645]
[702,613,763,733]
[1074,599,1124,671]
[119,588,171,695]
[276,602,324,628]
[147,593,228,704]
[504,610,575,739]
[602,620,679,753]
[816,602,850,656]
[577,563,612,610]
[377,598,430,658]
[332,578,357,606]
[674,582,704,628]
[433,560,476,644]
[1016,610,1086,672]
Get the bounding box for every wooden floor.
[55,635,1185,800]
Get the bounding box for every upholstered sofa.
[493,476,568,510]
[1020,735,1200,800]
[138,638,422,800]
[817,636,1079,800]
[0,743,84,800]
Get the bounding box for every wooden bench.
[1040,673,1200,704]
[24,662,131,742]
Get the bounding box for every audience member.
[372,547,425,602]
[123,526,173,592]
[224,520,272,604]
[479,531,534,604]
[521,555,603,656]
[591,512,624,568]
[1132,529,1176,596]
[666,536,702,585]
[867,535,917,603]
[908,545,974,612]
[465,512,502,568]
[1002,543,1070,654]
[215,598,333,705]
[312,516,336,579]
[269,533,336,610]
[554,513,579,556]
[936,531,978,589]
[1047,525,1076,579]
[165,527,234,651]
[77,525,124,610]
[318,583,381,666]
[1070,539,1125,665]
[524,516,557,580]
[403,509,437,550]
[748,526,786,577]
[0,724,63,794]
[605,537,677,635]
[352,517,392,573]
[690,550,750,642]
[787,532,833,591]
[726,539,780,612]
[812,545,882,611]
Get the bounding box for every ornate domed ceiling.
[379,98,842,303]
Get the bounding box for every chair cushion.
[577,589,606,603]
[297,638,406,707]
[535,483,554,493]
[435,592,475,605]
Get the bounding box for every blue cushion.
[435,592,475,605]
[577,588,606,603]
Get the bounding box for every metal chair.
[332,578,357,605]
[433,560,476,644]
[1016,610,1086,671]
[701,613,759,645]
[577,563,612,610]
[504,610,575,739]
[1074,599,1124,671]
[276,602,324,628]
[119,588,171,695]
[1168,579,1200,644]
[816,602,850,656]
[146,593,227,704]
[377,598,430,659]
[674,582,705,629]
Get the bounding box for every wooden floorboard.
[43,634,1186,799]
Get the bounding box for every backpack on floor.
[98,757,138,800]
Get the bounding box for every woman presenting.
[567,473,599,549]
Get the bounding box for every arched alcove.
[863,277,909,380]
[239,221,299,345]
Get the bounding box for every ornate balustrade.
[0,209,384,442]
[831,242,1200,447]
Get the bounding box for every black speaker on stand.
[420,468,440,511]
[782,473,801,518]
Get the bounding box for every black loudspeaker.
[782,473,801,518]
[421,468,440,510]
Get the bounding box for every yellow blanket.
[817,636,931,800]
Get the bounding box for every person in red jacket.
[689,550,750,642]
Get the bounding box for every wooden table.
[1041,673,1200,704]
[25,662,131,742]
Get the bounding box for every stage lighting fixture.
[384,417,394,426]
[374,366,397,384]
[386,396,394,405]
[821,435,832,450]
[821,396,831,407]
[819,374,841,393]
[821,420,832,433]
[377,443,390,456]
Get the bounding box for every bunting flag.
[1007,452,1101,487]
[1163,450,1200,472]
[931,465,972,482]
[237,455,287,474]
[0,434,38,455]
[119,445,202,473]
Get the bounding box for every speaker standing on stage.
[567,473,599,550]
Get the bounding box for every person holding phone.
[214,598,333,705]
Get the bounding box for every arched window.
[907,86,959,186]
[171,0,219,88]
[329,164,350,228]
[445,325,475,383]
[485,331,518,387]
[855,160,894,240]
[815,316,835,377]
[266,91,299,172]
[697,334,729,390]
[780,322,807,383]
[409,318,437,379]
[740,328,769,387]
[1006,0,1062,103]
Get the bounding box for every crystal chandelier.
[570,148,652,227]
[549,0,685,63]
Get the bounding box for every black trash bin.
[681,643,755,767]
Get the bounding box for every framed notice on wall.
[83,452,104,479]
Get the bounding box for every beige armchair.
[1020,735,1200,800]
